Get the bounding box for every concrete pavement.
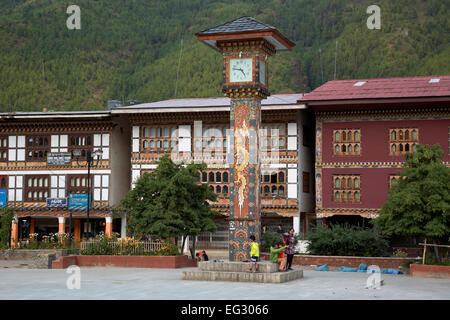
[0,267,449,300]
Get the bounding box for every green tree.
[0,207,15,249]
[121,155,218,256]
[374,144,450,258]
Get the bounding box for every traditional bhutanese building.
[0,111,130,247]
[300,75,450,227]
[111,93,315,248]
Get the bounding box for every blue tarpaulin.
[316,264,329,271]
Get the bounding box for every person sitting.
[269,241,287,272]
[202,250,209,261]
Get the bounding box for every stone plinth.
[182,261,303,283]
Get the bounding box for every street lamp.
[72,148,103,243]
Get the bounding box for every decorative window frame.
[68,134,92,159]
[333,129,361,156]
[24,174,50,202]
[389,128,419,155]
[26,135,51,162]
[261,123,287,153]
[332,174,361,203]
[260,169,286,198]
[201,169,230,198]
[141,125,178,153]
[67,174,92,195]
[0,136,8,161]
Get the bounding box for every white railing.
[80,239,166,255]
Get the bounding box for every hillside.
[0,0,448,112]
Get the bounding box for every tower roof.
[196,16,295,51]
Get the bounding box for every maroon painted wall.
[322,119,450,163]
[322,167,403,209]
[320,118,450,210]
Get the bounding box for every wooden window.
[0,175,7,188]
[69,134,93,159]
[389,175,401,189]
[333,175,360,203]
[197,124,229,156]
[141,126,177,152]
[389,128,418,155]
[26,135,50,161]
[67,174,93,194]
[200,169,230,198]
[0,136,7,161]
[24,175,49,202]
[302,172,310,193]
[261,170,286,198]
[333,129,361,156]
[261,123,286,153]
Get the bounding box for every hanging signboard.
[46,198,67,208]
[68,193,91,210]
[0,189,7,208]
[47,152,72,166]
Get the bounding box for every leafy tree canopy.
[121,155,218,250]
[374,144,450,240]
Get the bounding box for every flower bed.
[52,254,197,269]
[261,253,417,270]
[409,264,450,279]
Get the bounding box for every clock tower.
[196,16,294,261]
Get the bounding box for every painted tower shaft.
[228,97,262,261]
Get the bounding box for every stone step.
[182,269,303,283]
[198,261,278,273]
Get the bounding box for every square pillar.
[228,97,262,262]
[29,218,35,235]
[120,214,127,239]
[10,218,18,248]
[105,217,113,237]
[74,219,81,241]
[58,217,65,234]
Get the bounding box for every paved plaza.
[0,266,449,300]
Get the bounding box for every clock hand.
[233,67,246,77]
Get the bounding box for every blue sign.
[68,193,91,210]
[47,198,67,208]
[0,189,7,208]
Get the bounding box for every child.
[248,235,260,273]
[202,250,209,261]
[270,241,287,272]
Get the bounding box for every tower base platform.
[182,261,303,283]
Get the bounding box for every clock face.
[259,60,266,85]
[229,58,253,83]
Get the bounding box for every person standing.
[248,235,260,273]
[276,224,283,234]
[285,228,295,270]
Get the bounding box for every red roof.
[299,76,450,103]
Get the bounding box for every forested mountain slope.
[0,0,448,111]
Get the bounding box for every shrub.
[261,230,283,251]
[305,224,389,257]
[392,249,409,258]
[157,240,180,256]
